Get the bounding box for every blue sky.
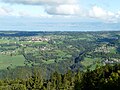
[0,0,120,31]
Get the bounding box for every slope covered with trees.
[0,64,120,90]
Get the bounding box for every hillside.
[0,64,120,89]
[0,31,120,79]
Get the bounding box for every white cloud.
[88,6,120,22]
[89,6,106,18]
[89,6,113,19]
[0,6,13,16]
[1,0,77,5]
[45,4,81,15]
[0,6,31,17]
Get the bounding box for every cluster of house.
[30,37,50,42]
[94,45,115,53]
[103,58,120,64]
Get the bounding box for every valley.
[0,31,120,79]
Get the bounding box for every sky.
[0,0,120,31]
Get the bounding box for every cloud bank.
[0,0,120,22]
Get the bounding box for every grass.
[109,47,116,54]
[0,39,17,44]
[0,54,25,70]
[42,59,55,64]
[81,58,101,70]
[25,47,37,53]
[81,58,94,67]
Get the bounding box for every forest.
[0,31,120,89]
[0,64,120,90]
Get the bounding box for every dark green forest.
[0,64,120,90]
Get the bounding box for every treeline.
[0,64,120,90]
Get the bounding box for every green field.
[81,58,102,70]
[0,55,25,70]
